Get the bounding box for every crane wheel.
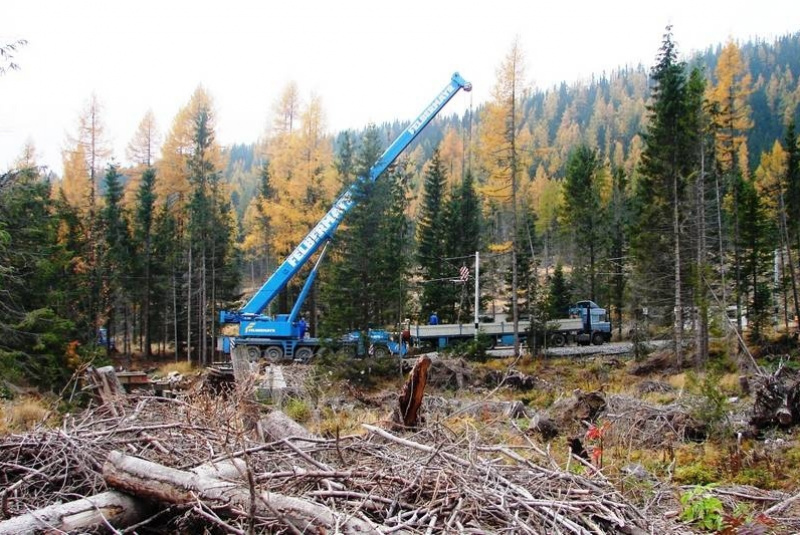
[265,346,284,362]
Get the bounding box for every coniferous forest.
[5,26,800,534]
[2,30,800,385]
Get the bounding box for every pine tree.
[737,178,776,341]
[417,149,449,320]
[322,127,410,334]
[131,167,157,357]
[99,164,131,355]
[562,145,605,301]
[633,26,701,365]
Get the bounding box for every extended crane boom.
[220,73,471,362]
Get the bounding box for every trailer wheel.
[550,333,566,347]
[265,346,284,362]
[591,332,605,346]
[295,347,314,363]
[245,346,261,360]
[373,346,390,358]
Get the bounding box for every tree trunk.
[392,355,431,429]
[102,451,382,534]
[0,491,148,535]
[258,410,316,443]
[0,459,247,534]
[673,170,683,367]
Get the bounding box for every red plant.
[585,421,611,469]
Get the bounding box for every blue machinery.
[220,73,472,361]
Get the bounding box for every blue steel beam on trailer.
[222,73,471,322]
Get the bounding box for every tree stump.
[392,355,431,429]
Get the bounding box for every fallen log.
[103,450,383,534]
[0,458,246,534]
[0,491,149,535]
[257,409,316,443]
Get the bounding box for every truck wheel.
[246,346,261,360]
[591,332,605,346]
[265,346,284,362]
[295,347,314,363]
[373,346,390,358]
[550,333,566,347]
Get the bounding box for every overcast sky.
[2,0,798,173]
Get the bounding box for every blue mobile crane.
[220,72,472,363]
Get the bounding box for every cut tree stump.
[102,451,382,534]
[392,355,431,429]
[85,366,125,415]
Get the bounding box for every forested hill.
[224,31,800,214]
[2,29,800,387]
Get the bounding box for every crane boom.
[222,72,471,327]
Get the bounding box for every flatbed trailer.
[410,307,612,350]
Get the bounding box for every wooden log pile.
[0,387,697,534]
[30,362,800,533]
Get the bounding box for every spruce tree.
[737,178,775,341]
[547,263,572,318]
[633,26,701,365]
[100,164,131,355]
[322,127,410,334]
[562,145,604,301]
[442,169,481,320]
[417,149,449,321]
[132,167,157,357]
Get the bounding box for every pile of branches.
[1,387,685,534]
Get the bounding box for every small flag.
[459,265,469,282]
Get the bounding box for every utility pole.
[474,251,480,340]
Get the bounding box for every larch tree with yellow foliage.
[476,38,532,356]
[59,94,113,340]
[258,86,336,327]
[124,110,161,208]
[708,40,753,332]
[754,140,797,329]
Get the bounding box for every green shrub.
[686,370,730,438]
[313,352,401,389]
[284,398,311,423]
[674,463,718,485]
[679,484,724,531]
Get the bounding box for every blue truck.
[219,73,472,363]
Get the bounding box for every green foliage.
[444,334,491,362]
[442,169,481,320]
[417,148,451,321]
[679,484,724,531]
[547,263,572,318]
[313,351,401,389]
[631,27,704,326]
[322,127,411,334]
[736,178,775,341]
[284,398,311,423]
[686,370,730,437]
[674,463,719,486]
[562,145,605,300]
[1,308,77,390]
